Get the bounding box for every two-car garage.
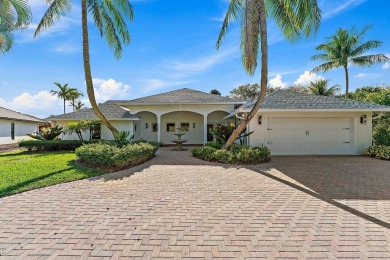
[266,117,353,155]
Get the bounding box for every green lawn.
[0,150,105,198]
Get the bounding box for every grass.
[0,150,106,198]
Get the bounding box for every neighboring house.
[0,106,46,145]
[47,88,390,155]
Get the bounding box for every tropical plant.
[311,25,389,98]
[216,0,321,150]
[27,125,64,140]
[35,0,134,136]
[0,0,31,54]
[230,84,260,101]
[67,89,84,111]
[64,121,89,141]
[50,82,77,114]
[209,123,253,145]
[308,79,340,96]
[70,100,85,110]
[113,130,134,147]
[210,89,221,95]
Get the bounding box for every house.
[0,106,46,145]
[47,88,390,155]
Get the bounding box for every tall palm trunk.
[81,0,118,134]
[223,0,268,150]
[63,99,66,114]
[344,65,349,98]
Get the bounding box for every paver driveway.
[1,147,390,259]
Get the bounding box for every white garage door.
[267,117,353,155]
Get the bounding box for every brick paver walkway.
[1,147,389,259]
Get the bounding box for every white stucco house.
[47,88,390,155]
[0,106,46,145]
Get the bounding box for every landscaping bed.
[366,145,390,160]
[75,141,159,171]
[192,144,271,164]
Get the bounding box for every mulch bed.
[0,144,19,154]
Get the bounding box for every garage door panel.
[267,117,352,155]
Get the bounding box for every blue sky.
[0,0,389,118]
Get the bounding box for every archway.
[134,111,158,142]
[207,111,230,142]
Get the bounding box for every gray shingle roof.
[0,106,45,123]
[46,103,138,121]
[116,88,245,104]
[240,90,390,111]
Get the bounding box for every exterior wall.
[161,111,204,145]
[57,120,134,141]
[134,112,158,142]
[248,111,373,155]
[0,119,38,144]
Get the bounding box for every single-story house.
[0,106,46,145]
[47,88,390,155]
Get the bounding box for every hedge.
[365,145,390,160]
[192,144,271,164]
[19,140,88,151]
[75,142,157,170]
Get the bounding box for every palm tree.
[67,89,84,111]
[70,101,85,111]
[311,25,389,98]
[309,79,340,96]
[35,0,134,134]
[217,0,321,150]
[0,0,31,53]
[50,82,76,114]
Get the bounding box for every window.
[166,123,175,132]
[11,123,15,140]
[91,123,101,140]
[152,123,158,132]
[180,122,190,132]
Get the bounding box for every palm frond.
[216,0,242,49]
[7,0,32,28]
[35,0,72,37]
[350,40,382,57]
[0,31,14,53]
[350,54,389,66]
[312,61,337,72]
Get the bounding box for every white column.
[157,115,161,143]
[203,115,208,144]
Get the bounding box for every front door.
[207,124,214,142]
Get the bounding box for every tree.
[35,0,134,135]
[210,89,221,95]
[230,84,260,101]
[70,101,85,111]
[0,0,31,54]
[50,82,76,114]
[217,0,321,150]
[308,79,340,96]
[67,89,84,111]
[311,25,389,98]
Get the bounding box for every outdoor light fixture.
[145,123,149,129]
[360,115,367,124]
[193,123,196,128]
[258,115,262,125]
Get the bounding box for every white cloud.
[92,78,130,102]
[0,91,62,118]
[356,73,366,78]
[293,71,324,86]
[382,62,390,70]
[268,75,288,88]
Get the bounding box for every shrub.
[19,140,88,151]
[373,123,390,146]
[366,145,390,160]
[192,144,271,164]
[27,125,63,140]
[75,142,157,170]
[204,142,223,149]
[113,131,135,147]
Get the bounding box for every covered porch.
[131,107,231,145]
